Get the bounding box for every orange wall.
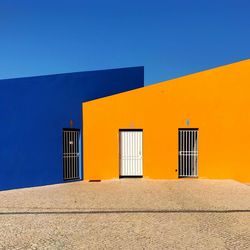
[83,59,250,182]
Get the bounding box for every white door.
[119,130,143,177]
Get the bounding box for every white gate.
[178,129,198,177]
[63,129,80,180]
[119,130,143,177]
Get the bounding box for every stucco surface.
[0,179,249,249]
[83,59,250,183]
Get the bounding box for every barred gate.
[119,130,143,177]
[178,129,198,177]
[63,129,80,180]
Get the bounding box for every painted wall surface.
[0,67,144,190]
[83,60,250,183]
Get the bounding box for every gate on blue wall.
[0,66,144,190]
[63,129,80,180]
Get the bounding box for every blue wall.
[0,67,144,190]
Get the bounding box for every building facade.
[0,67,144,190]
[83,60,250,183]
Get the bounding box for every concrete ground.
[0,179,249,250]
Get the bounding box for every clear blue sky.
[0,0,249,85]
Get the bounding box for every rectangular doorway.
[119,129,143,177]
[178,129,198,178]
[63,129,80,181]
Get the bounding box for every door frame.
[178,128,199,178]
[63,128,81,181]
[119,129,143,178]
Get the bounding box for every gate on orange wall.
[119,129,143,177]
[178,129,198,177]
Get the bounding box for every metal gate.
[63,129,80,181]
[119,130,143,177]
[178,129,198,177]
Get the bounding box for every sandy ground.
[0,179,249,249]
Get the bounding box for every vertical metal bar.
[124,131,125,176]
[63,131,67,179]
[63,131,64,179]
[184,131,186,176]
[68,131,70,179]
[72,132,74,179]
[178,130,179,177]
[73,131,75,179]
[135,132,137,176]
[77,131,79,178]
[133,132,138,175]
[63,131,65,179]
[183,130,185,176]
[132,132,134,176]
[180,130,182,177]
[124,132,126,176]
[193,131,195,176]
[74,131,76,178]
[181,130,183,176]
[136,132,138,176]
[138,132,140,176]
[195,130,197,176]
[120,132,122,176]
[125,132,127,176]
[194,130,196,177]
[182,130,184,176]
[127,132,128,176]
[121,132,124,175]
[194,130,196,176]
[75,131,77,178]
[189,130,191,176]
[120,132,121,176]
[193,130,195,176]
[196,130,199,177]
[131,132,132,176]
[187,131,189,176]
[180,130,182,176]
[131,132,134,175]
[186,131,188,176]
[73,131,74,179]
[191,131,192,176]
[188,130,189,176]
[65,131,67,179]
[70,132,72,179]
[66,131,68,179]
[178,130,182,176]
[181,130,185,176]
[139,131,142,176]
[71,132,73,179]
[76,131,79,178]
[131,132,133,175]
[134,132,139,175]
[191,131,195,175]
[186,130,189,176]
[119,132,121,176]
[73,131,75,178]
